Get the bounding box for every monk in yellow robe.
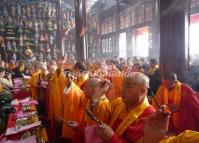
[105,62,123,101]
[48,60,67,127]
[80,78,111,126]
[91,72,155,143]
[72,62,89,88]
[26,64,41,100]
[62,78,111,142]
[144,106,199,143]
[152,71,199,134]
[72,73,155,143]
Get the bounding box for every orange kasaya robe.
[48,69,67,127]
[72,95,111,143]
[77,97,155,143]
[26,69,41,100]
[109,97,156,143]
[152,81,182,129]
[73,72,89,88]
[153,81,199,134]
[83,95,111,125]
[62,82,87,139]
[106,67,123,101]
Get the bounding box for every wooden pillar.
[56,0,64,57]
[74,0,87,61]
[159,0,190,82]
[116,0,120,57]
[151,0,160,60]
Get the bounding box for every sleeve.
[187,93,199,120]
[72,123,85,143]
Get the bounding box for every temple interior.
[0,0,199,143]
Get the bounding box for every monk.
[48,60,66,125]
[26,64,41,100]
[144,106,199,143]
[47,62,58,80]
[93,72,155,143]
[81,78,111,125]
[153,71,199,134]
[73,62,89,88]
[105,60,123,101]
[37,64,49,116]
[62,77,111,142]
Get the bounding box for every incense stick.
[84,108,102,125]
[148,88,161,109]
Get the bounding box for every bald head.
[49,64,57,74]
[84,78,102,89]
[82,78,103,98]
[122,72,149,107]
[124,72,149,89]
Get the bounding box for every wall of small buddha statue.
[0,0,58,62]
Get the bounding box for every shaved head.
[124,72,149,88]
[85,78,102,89]
[82,78,102,98]
[122,72,149,107]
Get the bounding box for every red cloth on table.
[13,91,31,100]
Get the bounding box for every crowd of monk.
[0,57,199,143]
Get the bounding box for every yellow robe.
[73,72,89,87]
[83,95,111,125]
[62,83,111,139]
[26,70,41,100]
[152,82,181,128]
[160,130,199,143]
[48,70,66,123]
[62,82,86,139]
[109,97,150,135]
[107,70,123,101]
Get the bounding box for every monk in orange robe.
[26,64,41,100]
[62,78,111,142]
[144,105,199,143]
[48,60,67,126]
[72,62,89,88]
[153,71,199,134]
[105,62,123,101]
[84,72,156,143]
